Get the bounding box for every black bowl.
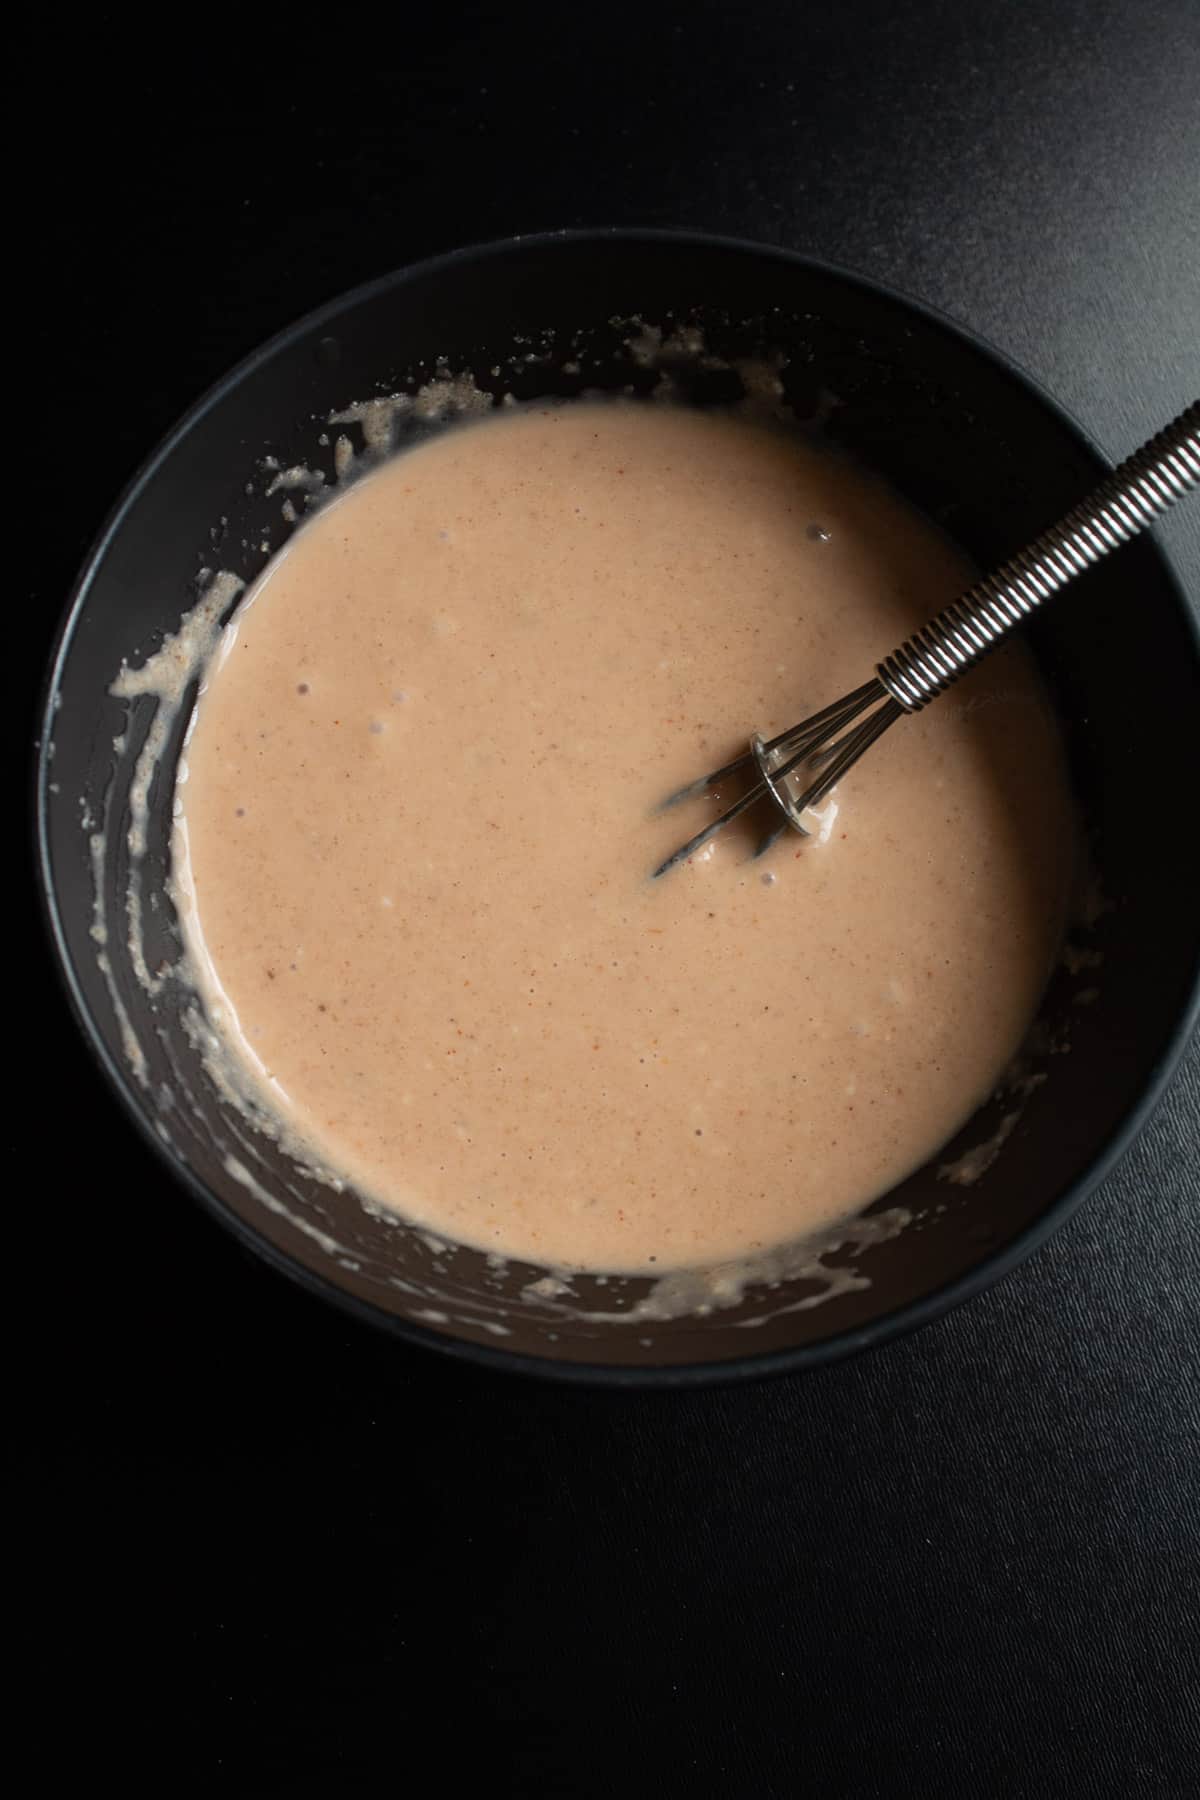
[36,230,1200,1384]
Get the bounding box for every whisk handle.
[877,401,1200,712]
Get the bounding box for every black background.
[19,2,1199,1792]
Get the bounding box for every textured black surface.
[19,2,1199,1790]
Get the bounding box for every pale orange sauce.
[174,404,1075,1270]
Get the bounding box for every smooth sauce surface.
[175,404,1075,1270]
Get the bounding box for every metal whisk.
[653,401,1200,878]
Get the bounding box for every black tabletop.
[20,3,1199,1791]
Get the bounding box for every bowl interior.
[38,233,1200,1377]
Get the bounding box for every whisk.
[653,402,1200,878]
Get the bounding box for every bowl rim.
[33,225,1200,1388]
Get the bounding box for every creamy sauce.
[173,403,1076,1273]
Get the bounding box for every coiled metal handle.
[877,401,1200,712]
